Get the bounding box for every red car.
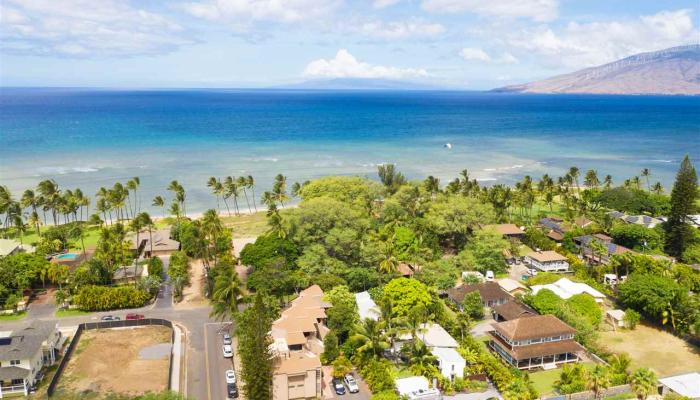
[125,313,145,320]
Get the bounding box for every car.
[125,313,145,320]
[223,333,232,345]
[332,378,346,395]
[485,270,495,281]
[343,374,359,393]
[101,315,120,321]
[527,268,538,276]
[225,370,236,384]
[223,344,233,358]
[227,383,238,398]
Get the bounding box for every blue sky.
[1,0,697,89]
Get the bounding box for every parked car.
[125,313,145,320]
[344,374,359,393]
[227,383,238,399]
[101,315,120,321]
[225,370,236,384]
[223,333,232,345]
[527,268,538,276]
[223,345,233,358]
[485,270,495,281]
[332,379,346,395]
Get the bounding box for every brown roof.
[275,352,322,374]
[398,263,421,276]
[547,231,565,241]
[489,332,585,360]
[447,282,512,304]
[273,285,329,345]
[574,217,594,228]
[485,224,525,236]
[492,301,536,321]
[593,233,612,242]
[526,250,568,263]
[492,314,576,341]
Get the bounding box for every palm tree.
[568,166,580,192]
[291,182,302,198]
[246,175,257,212]
[152,196,166,218]
[407,340,438,378]
[641,168,651,191]
[609,353,631,384]
[272,174,289,207]
[423,176,440,198]
[167,180,186,216]
[138,212,155,256]
[651,182,663,195]
[584,169,600,189]
[237,176,252,213]
[378,242,399,274]
[210,264,243,321]
[201,209,224,266]
[631,176,641,191]
[28,211,42,236]
[169,201,182,221]
[399,305,430,351]
[224,176,240,216]
[587,365,611,400]
[37,179,60,225]
[630,368,657,400]
[603,175,613,189]
[455,312,472,343]
[351,318,389,357]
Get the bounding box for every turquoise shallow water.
[1,88,698,214]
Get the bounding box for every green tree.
[325,285,359,341]
[236,293,273,400]
[378,164,406,194]
[666,155,698,257]
[630,368,657,400]
[210,262,243,321]
[425,195,495,249]
[623,309,641,329]
[554,363,587,394]
[586,365,611,400]
[382,278,433,318]
[455,228,509,274]
[462,291,484,319]
[321,330,340,364]
[352,318,389,357]
[406,340,438,378]
[332,355,353,378]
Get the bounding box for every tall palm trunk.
[242,189,251,213]
[251,188,258,212]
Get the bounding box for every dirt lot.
[175,259,208,309]
[57,326,172,396]
[599,322,700,376]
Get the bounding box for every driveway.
[154,256,173,309]
[445,387,501,400]
[508,262,529,282]
[323,367,371,400]
[470,315,495,337]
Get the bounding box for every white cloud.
[182,0,340,24]
[303,49,428,79]
[373,0,401,8]
[0,0,191,57]
[507,9,697,68]
[459,47,518,63]
[355,18,446,40]
[422,0,558,21]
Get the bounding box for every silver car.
[344,374,360,393]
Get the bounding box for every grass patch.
[222,211,272,238]
[529,362,595,396]
[0,311,27,321]
[392,365,416,379]
[56,309,92,318]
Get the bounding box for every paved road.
[154,256,173,309]
[205,322,236,400]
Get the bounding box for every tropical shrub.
[623,309,641,329]
[73,285,150,311]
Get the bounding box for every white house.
[531,278,606,303]
[659,372,700,400]
[524,251,569,272]
[430,347,466,381]
[0,321,62,398]
[395,376,442,400]
[355,291,380,321]
[398,324,465,380]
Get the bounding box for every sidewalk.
[171,322,185,392]
[232,335,246,400]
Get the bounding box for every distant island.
[495,45,700,95]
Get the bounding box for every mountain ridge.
[495,45,700,95]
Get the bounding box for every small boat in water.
[444,143,452,149]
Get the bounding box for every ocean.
[1,88,699,214]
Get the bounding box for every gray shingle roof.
[0,366,31,381]
[0,320,56,361]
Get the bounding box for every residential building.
[397,324,465,380]
[128,229,180,257]
[496,278,528,296]
[485,224,525,239]
[573,217,594,229]
[113,265,147,283]
[531,278,606,303]
[524,251,570,272]
[572,234,632,265]
[538,217,568,242]
[492,301,536,322]
[355,291,380,321]
[447,282,512,309]
[395,376,442,400]
[658,372,700,400]
[609,212,664,229]
[488,314,584,370]
[0,240,35,258]
[270,285,329,400]
[398,263,421,278]
[0,321,62,397]
[605,309,626,330]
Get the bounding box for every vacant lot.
[57,326,171,396]
[599,323,700,376]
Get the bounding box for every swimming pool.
[55,253,78,260]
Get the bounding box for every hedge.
[73,285,150,311]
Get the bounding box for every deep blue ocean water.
[1,88,698,214]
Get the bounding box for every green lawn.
[0,311,27,321]
[392,365,416,379]
[222,211,274,238]
[56,309,92,318]
[529,362,595,395]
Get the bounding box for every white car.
[527,268,538,277]
[223,333,232,345]
[223,345,233,358]
[344,374,360,393]
[225,370,236,384]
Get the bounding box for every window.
[10,360,21,366]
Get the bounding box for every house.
[397,324,465,380]
[355,291,380,321]
[572,234,632,265]
[538,217,568,242]
[485,224,525,239]
[0,321,62,397]
[497,278,528,296]
[398,263,421,278]
[270,285,330,400]
[128,229,180,257]
[609,212,664,229]
[446,282,512,309]
[605,309,626,330]
[573,217,594,229]
[395,376,442,400]
[524,251,570,272]
[488,314,584,370]
[112,265,147,283]
[492,301,536,322]
[531,278,606,303]
[658,372,700,400]
[0,240,32,258]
